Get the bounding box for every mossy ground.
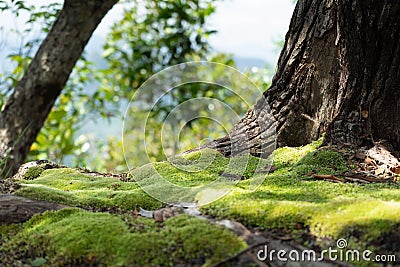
[0,209,245,266]
[2,139,400,266]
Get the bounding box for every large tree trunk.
[0,0,117,178]
[210,0,400,157]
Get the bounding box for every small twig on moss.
[313,174,345,182]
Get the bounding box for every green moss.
[292,148,348,176]
[311,199,400,240]
[15,149,270,209]
[0,223,22,245]
[23,166,44,180]
[0,209,246,266]
[201,139,400,256]
[16,168,162,210]
[9,138,400,264]
[271,137,323,168]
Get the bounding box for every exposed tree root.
[0,194,68,224]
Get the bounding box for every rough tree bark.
[0,0,117,178]
[210,0,400,157]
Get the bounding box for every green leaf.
[31,257,46,267]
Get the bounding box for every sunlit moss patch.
[0,209,246,266]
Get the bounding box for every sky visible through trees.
[0,0,295,72]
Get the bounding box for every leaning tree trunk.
[0,0,117,178]
[210,0,400,157]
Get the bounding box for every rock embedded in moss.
[13,160,63,180]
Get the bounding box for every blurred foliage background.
[0,0,273,172]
